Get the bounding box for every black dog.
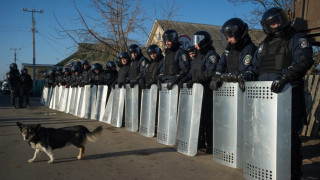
[17,122,102,164]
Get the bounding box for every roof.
[22,63,56,67]
[147,19,266,55]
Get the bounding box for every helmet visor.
[192,35,205,45]
[163,33,177,43]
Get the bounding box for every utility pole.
[23,8,43,95]
[10,48,21,64]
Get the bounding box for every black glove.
[167,82,174,90]
[118,82,123,88]
[90,84,94,88]
[146,81,153,89]
[130,82,135,88]
[139,80,146,89]
[270,75,289,93]
[186,80,194,89]
[111,82,116,89]
[238,71,256,92]
[209,76,222,90]
[178,76,189,88]
[220,73,239,82]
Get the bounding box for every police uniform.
[129,54,148,87]
[21,71,33,107]
[7,65,23,108]
[252,8,314,179]
[141,54,164,88]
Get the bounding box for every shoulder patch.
[243,55,252,66]
[258,44,264,53]
[181,53,187,62]
[224,50,229,57]
[299,38,309,48]
[209,55,217,64]
[141,60,146,67]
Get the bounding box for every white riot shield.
[59,87,68,112]
[81,85,91,118]
[65,87,72,113]
[70,87,79,115]
[157,83,179,145]
[212,82,243,168]
[40,87,48,105]
[139,85,158,137]
[95,85,108,121]
[110,86,126,127]
[46,87,53,107]
[74,87,83,116]
[101,88,114,124]
[55,86,63,110]
[49,86,57,109]
[84,85,97,119]
[176,83,203,156]
[243,82,291,180]
[125,84,139,132]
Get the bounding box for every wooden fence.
[301,74,320,136]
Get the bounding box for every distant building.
[146,19,266,56]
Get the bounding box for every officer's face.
[165,41,172,48]
[270,21,281,28]
[188,52,196,59]
[75,72,79,75]
[131,52,137,59]
[227,37,237,44]
[83,64,88,69]
[94,69,99,74]
[150,53,157,60]
[121,58,127,65]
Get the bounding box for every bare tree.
[228,0,292,28]
[55,0,180,62]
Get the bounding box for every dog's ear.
[17,122,24,130]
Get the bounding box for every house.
[146,19,266,56]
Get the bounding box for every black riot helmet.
[221,18,248,42]
[91,63,103,71]
[10,63,18,71]
[74,61,81,69]
[117,52,131,67]
[128,44,142,55]
[192,31,213,49]
[71,65,80,73]
[21,67,28,74]
[261,7,290,37]
[81,60,90,66]
[62,67,70,73]
[162,29,179,44]
[57,67,63,72]
[186,45,196,54]
[48,69,56,77]
[68,62,74,68]
[106,61,116,71]
[147,44,162,59]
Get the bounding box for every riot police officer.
[158,29,190,90]
[61,67,72,88]
[251,7,314,179]
[112,52,131,88]
[43,71,49,87]
[89,63,105,87]
[47,69,56,87]
[80,60,92,87]
[179,31,220,153]
[139,44,164,89]
[21,68,33,107]
[54,67,64,86]
[128,44,148,88]
[70,65,82,87]
[209,18,257,91]
[186,45,197,60]
[104,61,118,87]
[7,63,23,108]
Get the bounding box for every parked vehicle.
[1,80,10,95]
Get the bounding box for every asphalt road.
[0,92,319,180]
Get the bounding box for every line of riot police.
[40,7,314,179]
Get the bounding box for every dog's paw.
[47,160,54,164]
[28,159,35,163]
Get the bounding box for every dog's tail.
[87,126,103,142]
